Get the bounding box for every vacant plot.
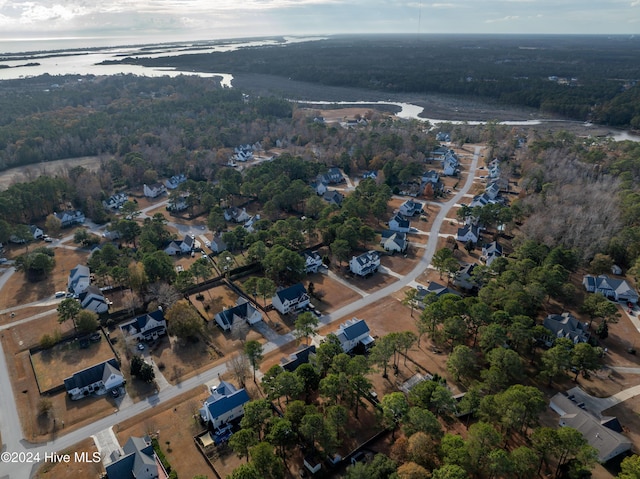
[0,247,88,309]
[305,272,360,313]
[380,251,421,277]
[31,332,115,393]
[348,269,398,293]
[34,438,101,479]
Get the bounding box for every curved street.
[1,146,481,478]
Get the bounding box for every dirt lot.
[114,386,214,479]
[0,156,104,191]
[31,331,114,393]
[305,272,360,313]
[34,438,101,479]
[0,246,89,309]
[380,250,421,277]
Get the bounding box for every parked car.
[137,343,145,350]
[54,291,66,298]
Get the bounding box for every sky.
[0,0,638,47]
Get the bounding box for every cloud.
[485,15,520,23]
[632,0,640,6]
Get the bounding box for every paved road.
[0,147,482,478]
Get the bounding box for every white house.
[399,199,424,217]
[456,224,480,243]
[349,251,380,277]
[103,192,128,210]
[54,210,85,227]
[79,285,109,314]
[210,234,228,254]
[335,318,375,353]
[582,275,638,304]
[180,234,200,254]
[362,170,378,180]
[380,230,407,254]
[311,180,328,196]
[389,214,411,233]
[64,359,124,400]
[272,283,310,314]
[481,241,503,266]
[165,173,187,189]
[543,313,590,345]
[443,153,459,176]
[318,167,344,185]
[105,436,168,479]
[163,241,182,256]
[199,381,250,429]
[224,207,251,223]
[243,214,260,233]
[29,225,44,239]
[68,264,91,294]
[302,250,323,273]
[143,183,166,198]
[120,309,167,342]
[214,297,263,331]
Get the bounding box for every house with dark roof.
[485,181,501,200]
[143,183,166,198]
[550,392,632,463]
[68,264,90,294]
[209,233,227,254]
[436,132,451,142]
[583,275,638,304]
[362,170,378,180]
[389,214,411,233]
[453,263,477,290]
[280,344,317,372]
[482,241,503,266]
[380,230,407,254]
[29,225,44,239]
[163,241,182,256]
[224,207,251,223]
[214,297,263,331]
[64,359,124,400]
[199,381,250,429]
[456,224,480,243]
[54,210,85,227]
[79,285,109,314]
[103,192,128,210]
[443,152,459,176]
[165,173,187,190]
[399,199,424,217]
[272,283,310,314]
[469,192,494,209]
[349,251,380,277]
[311,180,328,196]
[323,190,344,207]
[335,318,375,353]
[179,234,200,254]
[318,167,344,185]
[120,310,167,342]
[105,435,168,479]
[416,282,459,304]
[543,313,590,345]
[302,250,323,273]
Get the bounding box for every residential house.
[103,192,128,210]
[443,152,459,176]
[323,190,344,207]
[224,206,251,223]
[456,224,480,243]
[380,230,407,254]
[485,181,501,200]
[399,199,424,217]
[469,193,494,209]
[436,132,451,142]
[311,180,328,196]
[389,214,411,233]
[243,214,260,233]
[165,173,187,190]
[79,285,109,313]
[421,170,443,195]
[302,250,323,273]
[430,146,450,160]
[416,282,459,304]
[272,283,310,314]
[167,196,188,212]
[362,170,378,180]
[550,392,632,463]
[481,241,503,266]
[163,241,182,256]
[68,264,91,295]
[199,381,250,429]
[29,225,44,239]
[105,435,168,479]
[233,145,254,162]
[453,263,477,290]
[582,275,638,304]
[280,344,317,372]
[102,230,121,240]
[64,358,124,400]
[318,167,344,185]
[54,210,85,227]
[349,251,380,277]
[335,318,375,353]
[120,309,167,342]
[214,297,263,331]
[180,234,200,254]
[543,313,590,345]
[209,234,227,254]
[143,183,166,198]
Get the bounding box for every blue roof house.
[199,381,250,429]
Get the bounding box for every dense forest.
[105,35,640,128]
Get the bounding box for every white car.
[55,291,66,298]
[137,343,145,351]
